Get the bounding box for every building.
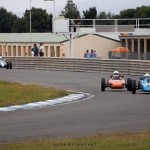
[119,33,150,60]
[0,33,67,57]
[62,33,120,59]
[0,33,120,59]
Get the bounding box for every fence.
[108,52,150,60]
[4,57,150,76]
[69,18,150,33]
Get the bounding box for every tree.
[61,0,80,19]
[12,18,26,33]
[97,12,115,25]
[135,6,150,18]
[12,8,53,33]
[23,7,49,32]
[135,6,150,27]
[82,7,97,25]
[119,9,136,18]
[82,7,97,19]
[118,6,150,26]
[97,12,107,19]
[0,7,17,33]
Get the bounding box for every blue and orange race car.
[132,73,150,94]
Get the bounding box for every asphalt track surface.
[0,69,150,143]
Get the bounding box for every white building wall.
[62,34,120,59]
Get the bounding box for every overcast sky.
[0,0,150,17]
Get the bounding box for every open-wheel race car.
[101,71,132,91]
[0,56,12,69]
[132,73,150,94]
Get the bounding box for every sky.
[0,0,150,17]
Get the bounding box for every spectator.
[31,48,34,57]
[33,44,38,56]
[90,49,94,58]
[39,43,44,57]
[84,50,90,58]
[93,50,97,58]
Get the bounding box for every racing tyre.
[101,78,106,91]
[127,78,132,91]
[138,81,141,89]
[9,62,12,69]
[6,62,10,69]
[132,80,136,94]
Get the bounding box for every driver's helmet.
[144,73,150,77]
[113,71,119,77]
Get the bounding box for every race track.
[0,69,150,143]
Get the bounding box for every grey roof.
[0,32,120,43]
[0,33,68,43]
[62,33,120,42]
[95,33,120,42]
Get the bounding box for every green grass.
[0,131,150,150]
[0,81,71,107]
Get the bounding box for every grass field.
[0,131,150,150]
[0,81,71,107]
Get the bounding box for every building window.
[128,39,132,51]
[134,39,138,53]
[147,39,150,53]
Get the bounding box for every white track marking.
[0,92,94,112]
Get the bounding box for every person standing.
[31,48,34,57]
[39,43,44,57]
[33,44,38,56]
[84,50,90,58]
[93,50,97,58]
[90,49,94,58]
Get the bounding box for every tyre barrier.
[4,57,150,76]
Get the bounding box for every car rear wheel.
[9,62,12,69]
[6,62,10,69]
[101,78,106,91]
[132,80,136,94]
[127,78,132,91]
[138,81,141,89]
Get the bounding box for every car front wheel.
[132,80,136,94]
[101,78,106,91]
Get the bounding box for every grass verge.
[0,131,150,150]
[0,81,71,107]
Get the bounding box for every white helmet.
[113,71,119,77]
[144,73,150,77]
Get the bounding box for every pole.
[30,0,32,48]
[30,0,31,34]
[53,0,55,19]
[70,32,74,58]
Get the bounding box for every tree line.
[0,0,150,33]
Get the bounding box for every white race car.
[0,56,12,69]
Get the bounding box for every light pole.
[29,0,32,56]
[44,0,55,19]
[30,0,31,34]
